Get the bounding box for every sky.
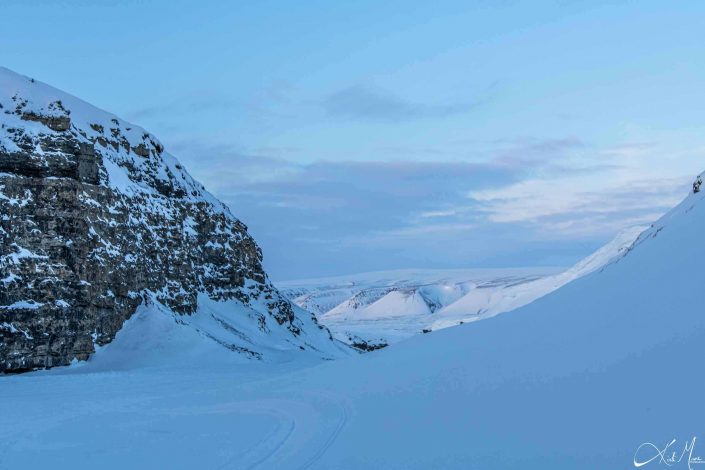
[2,0,705,280]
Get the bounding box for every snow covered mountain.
[0,67,345,373]
[280,268,560,346]
[280,226,644,347]
[2,173,702,469]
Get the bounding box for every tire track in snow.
[239,413,297,470]
[213,403,297,470]
[211,393,352,470]
[296,395,351,470]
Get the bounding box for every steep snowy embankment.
[431,224,646,328]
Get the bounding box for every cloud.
[126,95,240,121]
[492,136,585,165]
[161,134,698,279]
[168,142,302,186]
[214,158,519,230]
[601,142,657,160]
[321,85,487,122]
[166,140,529,276]
[469,174,691,237]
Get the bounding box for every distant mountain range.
[279,226,645,348]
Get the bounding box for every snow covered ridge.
[0,66,345,373]
[280,268,559,346]
[280,226,646,348]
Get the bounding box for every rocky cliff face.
[0,67,340,373]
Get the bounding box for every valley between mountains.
[2,66,704,469]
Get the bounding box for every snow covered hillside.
[280,268,560,346]
[0,67,346,372]
[280,226,643,347]
[2,174,702,468]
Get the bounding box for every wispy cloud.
[321,84,488,122]
[469,174,691,237]
[125,95,241,121]
[492,136,585,165]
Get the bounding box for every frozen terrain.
[2,176,702,468]
[279,226,644,347]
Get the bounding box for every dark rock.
[0,68,328,373]
[132,143,150,157]
[20,111,71,132]
[347,334,388,352]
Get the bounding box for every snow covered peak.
[0,66,163,157]
[624,172,705,256]
[0,66,230,216]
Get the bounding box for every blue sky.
[3,0,705,279]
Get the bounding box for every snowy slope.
[1,175,702,468]
[64,294,347,373]
[432,224,647,328]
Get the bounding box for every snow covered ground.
[279,226,644,347]
[2,179,704,468]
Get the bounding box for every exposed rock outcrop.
[0,67,339,373]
